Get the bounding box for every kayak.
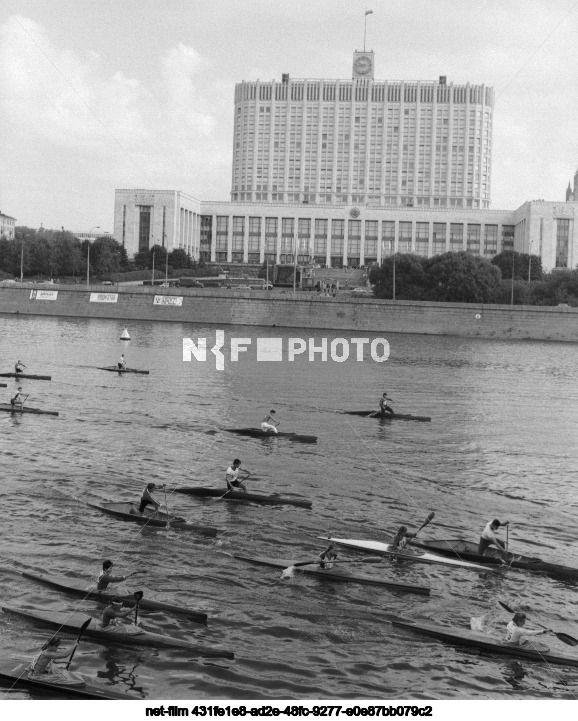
[318,537,489,571]
[2,607,234,658]
[0,659,135,700]
[412,539,578,580]
[0,373,52,380]
[341,410,431,422]
[392,617,578,668]
[233,554,430,595]
[21,571,207,624]
[175,487,312,509]
[0,383,6,387]
[225,429,317,443]
[97,366,149,374]
[0,403,58,416]
[86,501,219,537]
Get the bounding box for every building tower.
[566,169,578,201]
[231,52,494,209]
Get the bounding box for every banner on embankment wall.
[30,290,58,300]
[153,295,183,306]
[90,293,118,303]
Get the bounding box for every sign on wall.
[30,290,58,300]
[90,293,118,303]
[153,295,183,307]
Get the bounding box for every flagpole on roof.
[364,9,373,52]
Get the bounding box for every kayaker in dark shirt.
[318,542,338,569]
[391,525,415,551]
[97,559,127,591]
[379,392,394,416]
[101,600,133,628]
[10,386,27,409]
[138,482,165,514]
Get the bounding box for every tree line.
[369,251,578,306]
[0,228,194,280]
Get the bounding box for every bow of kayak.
[175,486,313,509]
[86,501,219,536]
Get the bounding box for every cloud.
[0,15,150,152]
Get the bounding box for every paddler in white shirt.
[15,360,27,375]
[226,458,249,492]
[478,519,509,561]
[505,612,550,647]
[118,354,127,370]
[261,409,279,434]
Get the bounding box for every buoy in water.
[120,328,131,340]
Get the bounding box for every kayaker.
[15,360,26,374]
[505,612,550,647]
[97,559,127,592]
[478,519,510,560]
[391,526,416,551]
[318,542,338,569]
[138,482,165,514]
[101,600,134,628]
[379,392,394,416]
[10,386,27,410]
[261,410,279,434]
[118,354,127,370]
[29,637,72,675]
[226,458,249,492]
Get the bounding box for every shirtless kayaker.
[261,410,279,434]
[97,560,128,592]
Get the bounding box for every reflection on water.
[0,315,577,700]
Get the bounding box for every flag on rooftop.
[365,9,373,15]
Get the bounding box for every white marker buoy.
[120,328,131,340]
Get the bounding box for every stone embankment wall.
[1,284,577,342]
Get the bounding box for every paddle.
[391,511,435,559]
[219,472,252,500]
[65,617,91,670]
[498,600,578,646]
[133,591,144,625]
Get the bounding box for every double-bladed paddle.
[133,591,144,625]
[391,511,435,560]
[65,617,91,670]
[498,600,578,646]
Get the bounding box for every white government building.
[114,52,577,272]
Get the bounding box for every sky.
[0,0,577,233]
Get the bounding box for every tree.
[370,254,427,300]
[492,251,542,281]
[90,236,125,277]
[168,248,192,269]
[424,252,502,303]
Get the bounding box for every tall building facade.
[231,52,494,209]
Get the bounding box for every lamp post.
[86,226,100,287]
[392,253,396,301]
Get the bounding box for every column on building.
[364,219,378,266]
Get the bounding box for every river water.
[1,314,577,702]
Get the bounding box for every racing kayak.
[318,537,489,571]
[0,403,58,416]
[21,571,207,624]
[224,429,317,443]
[392,617,578,668]
[0,383,6,387]
[233,555,430,595]
[97,366,149,374]
[86,501,219,536]
[341,410,431,422]
[2,607,234,658]
[0,373,51,380]
[0,659,135,700]
[175,487,312,509]
[412,539,578,580]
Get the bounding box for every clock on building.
[353,51,374,78]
